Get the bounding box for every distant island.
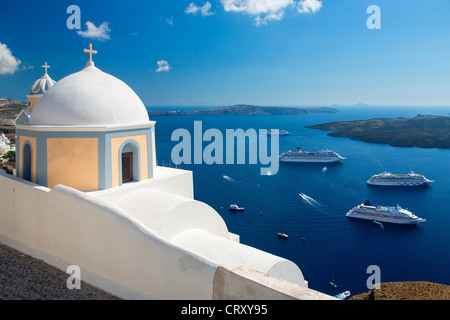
[307,115,450,149]
[148,104,338,116]
[329,102,370,108]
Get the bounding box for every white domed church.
[27,62,56,112]
[0,45,333,300]
[16,45,155,190]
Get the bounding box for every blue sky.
[1,0,450,107]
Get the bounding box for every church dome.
[29,61,149,126]
[29,73,56,95]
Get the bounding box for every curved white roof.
[29,61,149,126]
[29,73,56,95]
[114,189,230,241]
[172,229,307,287]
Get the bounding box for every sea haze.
[152,106,450,297]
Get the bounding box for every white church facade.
[0,45,333,300]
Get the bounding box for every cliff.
[0,98,27,126]
[0,98,27,109]
[148,104,338,116]
[350,281,450,300]
[307,115,450,149]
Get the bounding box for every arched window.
[119,140,140,185]
[22,142,32,182]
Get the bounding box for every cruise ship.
[267,129,290,136]
[346,201,426,225]
[367,171,434,187]
[279,148,345,163]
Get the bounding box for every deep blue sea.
[150,106,450,297]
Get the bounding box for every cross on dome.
[42,62,50,75]
[83,43,97,62]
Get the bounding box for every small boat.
[278,232,288,239]
[322,166,327,173]
[334,291,351,300]
[329,276,337,288]
[229,204,244,211]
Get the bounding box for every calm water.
[151,106,450,297]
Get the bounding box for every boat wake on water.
[299,193,322,207]
[223,174,238,183]
[222,174,261,190]
[298,193,343,218]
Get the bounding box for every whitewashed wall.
[0,171,217,299]
[0,171,334,300]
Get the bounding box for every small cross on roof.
[42,62,50,75]
[83,43,98,62]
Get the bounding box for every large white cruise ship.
[367,171,434,187]
[279,148,345,163]
[346,201,426,225]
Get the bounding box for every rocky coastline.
[350,281,450,300]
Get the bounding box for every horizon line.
[145,104,450,108]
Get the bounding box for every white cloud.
[297,0,322,14]
[185,3,199,14]
[156,60,170,72]
[185,2,214,16]
[166,16,175,26]
[254,11,284,26]
[77,21,111,41]
[221,0,294,26]
[0,42,24,75]
[221,0,322,25]
[221,0,294,15]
